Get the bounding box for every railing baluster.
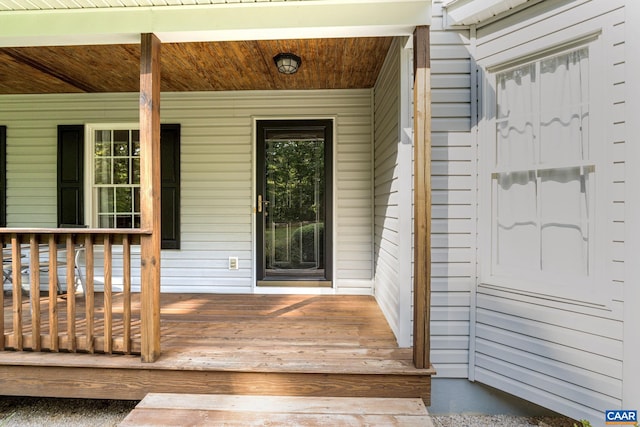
[48,235,59,352]
[103,234,112,354]
[85,234,95,354]
[123,234,131,354]
[29,235,41,351]
[11,234,23,350]
[65,234,76,352]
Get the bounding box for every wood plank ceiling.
[0,38,393,94]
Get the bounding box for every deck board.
[120,394,434,427]
[1,293,434,402]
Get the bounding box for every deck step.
[119,393,434,427]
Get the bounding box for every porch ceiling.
[0,37,393,94]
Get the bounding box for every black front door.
[256,120,333,286]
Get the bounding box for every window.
[57,123,180,249]
[487,47,596,289]
[92,127,141,228]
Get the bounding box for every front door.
[256,120,333,286]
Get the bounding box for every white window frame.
[478,36,607,305]
[85,123,141,229]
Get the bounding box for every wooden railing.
[1,229,146,355]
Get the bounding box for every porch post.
[412,25,432,369]
[139,33,162,363]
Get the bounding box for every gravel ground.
[0,397,137,427]
[432,414,580,427]
[0,396,580,426]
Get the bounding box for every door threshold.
[257,280,333,288]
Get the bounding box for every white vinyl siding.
[430,0,475,379]
[373,37,413,347]
[473,0,625,422]
[0,89,374,294]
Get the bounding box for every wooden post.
[139,33,162,363]
[412,25,432,369]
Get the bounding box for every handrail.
[1,229,142,355]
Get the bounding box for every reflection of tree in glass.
[266,139,324,224]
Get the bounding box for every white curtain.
[496,63,536,169]
[496,171,539,271]
[539,48,590,164]
[540,167,589,276]
[494,48,590,278]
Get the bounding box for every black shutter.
[0,126,6,227]
[161,124,180,249]
[57,125,84,227]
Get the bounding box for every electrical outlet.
[228,256,239,270]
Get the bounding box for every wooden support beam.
[412,25,432,369]
[139,33,162,363]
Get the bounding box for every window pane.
[99,215,113,228]
[134,187,140,212]
[98,187,114,213]
[114,130,129,158]
[131,131,140,156]
[540,48,589,164]
[95,130,111,156]
[495,171,539,271]
[496,63,536,168]
[95,158,112,184]
[540,167,589,275]
[132,158,140,185]
[113,159,130,184]
[116,215,133,228]
[115,187,132,213]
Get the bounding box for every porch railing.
[1,229,145,355]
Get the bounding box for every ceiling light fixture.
[273,53,301,75]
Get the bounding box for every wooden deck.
[120,393,434,426]
[1,293,434,403]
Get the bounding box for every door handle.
[257,195,269,213]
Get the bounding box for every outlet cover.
[228,256,239,270]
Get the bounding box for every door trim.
[254,119,334,287]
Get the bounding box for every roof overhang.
[0,0,432,47]
[442,0,532,27]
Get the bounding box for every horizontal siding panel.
[476,293,623,341]
[432,350,470,365]
[431,44,471,60]
[431,320,470,336]
[431,233,473,249]
[432,88,471,103]
[475,339,622,399]
[432,291,471,307]
[431,189,473,205]
[432,248,473,263]
[430,364,469,378]
[431,75,472,89]
[432,103,471,118]
[432,336,469,350]
[431,277,473,293]
[475,323,622,379]
[430,29,470,46]
[432,59,471,75]
[432,204,473,219]
[431,306,471,321]
[476,308,622,359]
[475,354,620,413]
[431,263,474,279]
